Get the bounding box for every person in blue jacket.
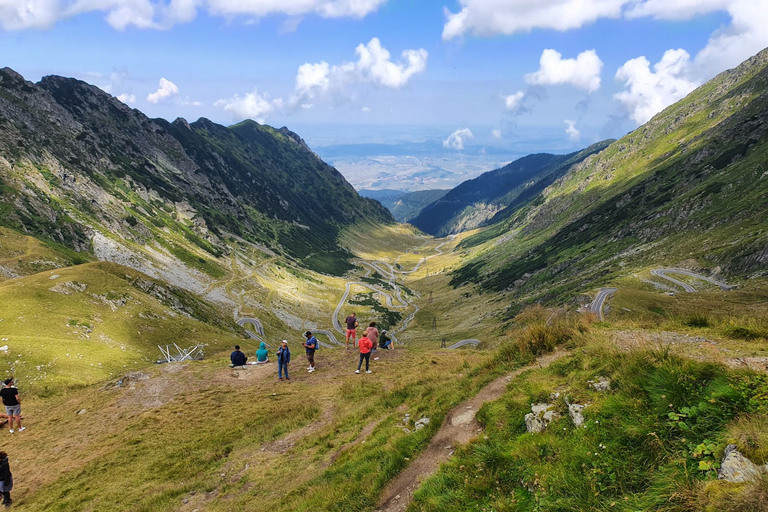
[256,342,269,364]
[277,340,291,381]
[230,345,247,367]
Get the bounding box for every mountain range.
[450,47,768,301]
[0,67,391,282]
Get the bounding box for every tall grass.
[497,306,596,363]
[411,342,768,512]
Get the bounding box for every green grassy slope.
[452,48,768,300]
[0,261,242,394]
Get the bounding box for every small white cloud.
[614,49,700,124]
[214,89,284,123]
[492,127,502,139]
[354,37,428,88]
[564,119,580,141]
[525,49,603,92]
[443,128,474,150]
[504,91,525,112]
[362,106,371,112]
[300,103,314,109]
[181,99,203,106]
[117,93,136,104]
[280,16,303,33]
[147,78,179,104]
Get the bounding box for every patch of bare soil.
[376,350,569,512]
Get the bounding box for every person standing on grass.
[355,334,373,374]
[277,340,291,381]
[303,331,318,373]
[0,451,11,508]
[365,322,380,359]
[345,312,359,349]
[0,380,24,434]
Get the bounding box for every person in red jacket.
[355,335,373,374]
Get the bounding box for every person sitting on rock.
[256,342,269,364]
[230,345,247,367]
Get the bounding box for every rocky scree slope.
[452,48,768,300]
[0,68,392,279]
[411,141,612,237]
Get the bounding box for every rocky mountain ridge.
[0,68,392,286]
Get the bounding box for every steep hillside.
[411,141,611,236]
[0,68,392,280]
[452,48,768,300]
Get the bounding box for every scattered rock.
[77,409,87,415]
[568,404,588,428]
[414,417,430,431]
[718,444,767,483]
[0,346,7,352]
[588,377,611,391]
[525,403,560,433]
[48,281,87,295]
[49,274,60,280]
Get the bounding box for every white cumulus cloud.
[146,77,179,103]
[564,119,580,141]
[492,127,502,139]
[614,49,700,124]
[442,0,625,40]
[525,49,603,92]
[443,128,474,150]
[214,89,284,123]
[292,37,427,103]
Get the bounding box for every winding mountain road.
[587,268,732,321]
[651,268,733,292]
[590,288,618,321]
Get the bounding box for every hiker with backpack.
[303,331,318,373]
[277,340,291,381]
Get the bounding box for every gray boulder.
[568,403,588,428]
[718,444,767,483]
[525,403,560,433]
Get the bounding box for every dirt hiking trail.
[377,350,568,512]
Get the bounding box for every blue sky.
[1,1,765,158]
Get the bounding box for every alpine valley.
[0,48,767,512]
